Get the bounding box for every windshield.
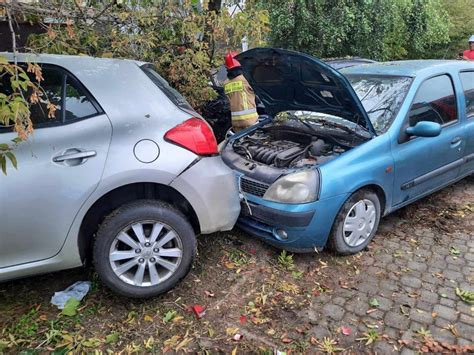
[345,74,413,134]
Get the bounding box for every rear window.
[141,65,193,111]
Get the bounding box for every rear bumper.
[170,156,241,234]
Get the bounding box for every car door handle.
[450,136,462,145]
[53,150,96,163]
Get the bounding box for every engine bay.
[232,127,351,169]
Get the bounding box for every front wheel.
[93,200,196,298]
[328,190,381,255]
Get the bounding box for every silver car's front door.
[0,67,112,268]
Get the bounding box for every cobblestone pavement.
[1,176,473,353]
[295,176,474,353]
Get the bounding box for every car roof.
[0,52,147,68]
[325,58,377,70]
[341,60,473,77]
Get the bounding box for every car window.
[65,76,98,121]
[0,65,101,130]
[460,71,474,119]
[141,65,194,112]
[346,75,412,134]
[29,67,63,125]
[408,75,457,127]
[0,67,63,127]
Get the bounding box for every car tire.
[93,200,196,298]
[328,189,381,255]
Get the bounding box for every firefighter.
[224,52,259,132]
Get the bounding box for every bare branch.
[5,3,18,78]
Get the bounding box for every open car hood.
[236,48,375,135]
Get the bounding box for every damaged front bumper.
[237,192,349,252]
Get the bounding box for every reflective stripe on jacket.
[224,74,258,123]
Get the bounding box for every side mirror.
[406,121,442,138]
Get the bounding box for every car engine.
[232,128,348,168]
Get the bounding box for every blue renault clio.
[222,48,474,255]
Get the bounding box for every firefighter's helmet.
[225,51,241,70]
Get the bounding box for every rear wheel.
[93,200,196,298]
[328,189,381,255]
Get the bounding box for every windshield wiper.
[300,117,370,140]
[366,106,393,115]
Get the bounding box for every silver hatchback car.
[0,53,240,298]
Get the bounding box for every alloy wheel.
[109,220,183,287]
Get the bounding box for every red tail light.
[164,118,218,155]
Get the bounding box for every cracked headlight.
[263,170,319,204]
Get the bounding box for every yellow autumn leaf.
[164,335,181,347]
[226,327,239,336]
[175,337,192,351]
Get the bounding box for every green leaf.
[369,298,380,308]
[163,310,176,323]
[5,152,17,169]
[291,270,303,279]
[455,288,474,304]
[19,72,29,81]
[82,337,102,347]
[449,246,460,256]
[0,155,6,175]
[61,297,80,317]
[105,332,120,344]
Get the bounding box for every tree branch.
[5,4,18,74]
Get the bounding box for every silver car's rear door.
[0,65,112,268]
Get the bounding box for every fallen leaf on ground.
[400,304,411,316]
[175,337,192,351]
[105,332,119,344]
[455,288,474,304]
[369,298,380,307]
[226,327,239,336]
[225,262,236,269]
[341,325,352,336]
[239,315,247,324]
[266,329,276,335]
[449,246,460,256]
[62,298,80,317]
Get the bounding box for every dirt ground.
[1,177,473,354]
